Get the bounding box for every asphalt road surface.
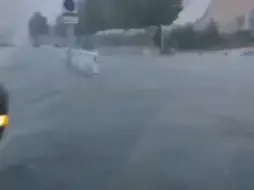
[0,48,254,190]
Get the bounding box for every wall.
[197,0,254,33]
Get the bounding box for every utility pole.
[66,23,75,64]
[62,0,79,65]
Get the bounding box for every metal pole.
[160,25,164,53]
[66,23,75,65]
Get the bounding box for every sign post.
[62,0,79,65]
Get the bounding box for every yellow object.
[0,115,8,128]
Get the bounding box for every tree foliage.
[76,0,183,35]
[168,21,223,50]
[28,12,49,37]
[54,15,67,37]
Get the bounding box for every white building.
[245,10,254,33]
[164,0,254,34]
[194,0,254,33]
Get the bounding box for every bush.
[168,21,223,50]
[169,24,197,49]
[77,0,183,35]
[54,15,67,37]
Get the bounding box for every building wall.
[195,0,254,33]
[245,10,254,32]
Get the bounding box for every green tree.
[169,24,197,49]
[168,21,223,50]
[196,20,222,48]
[76,0,183,35]
[28,12,49,38]
[76,0,106,35]
[54,15,67,37]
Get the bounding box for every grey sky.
[174,0,212,25]
[0,0,62,44]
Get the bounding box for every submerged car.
[0,84,9,139]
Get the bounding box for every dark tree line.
[54,0,183,36]
[168,21,224,50]
[54,15,66,37]
[28,12,49,38]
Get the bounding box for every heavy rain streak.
[0,0,254,190]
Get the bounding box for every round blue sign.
[63,0,75,11]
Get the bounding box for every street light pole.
[63,0,78,65]
[66,23,75,65]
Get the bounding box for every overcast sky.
[174,0,212,25]
[0,0,63,44]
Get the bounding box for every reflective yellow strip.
[0,115,8,128]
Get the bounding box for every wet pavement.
[0,48,254,190]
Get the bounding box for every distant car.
[33,43,40,48]
[30,36,40,47]
[54,43,64,48]
[242,50,254,56]
[0,84,9,140]
[54,43,60,47]
[0,42,15,48]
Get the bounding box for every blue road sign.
[63,0,75,12]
